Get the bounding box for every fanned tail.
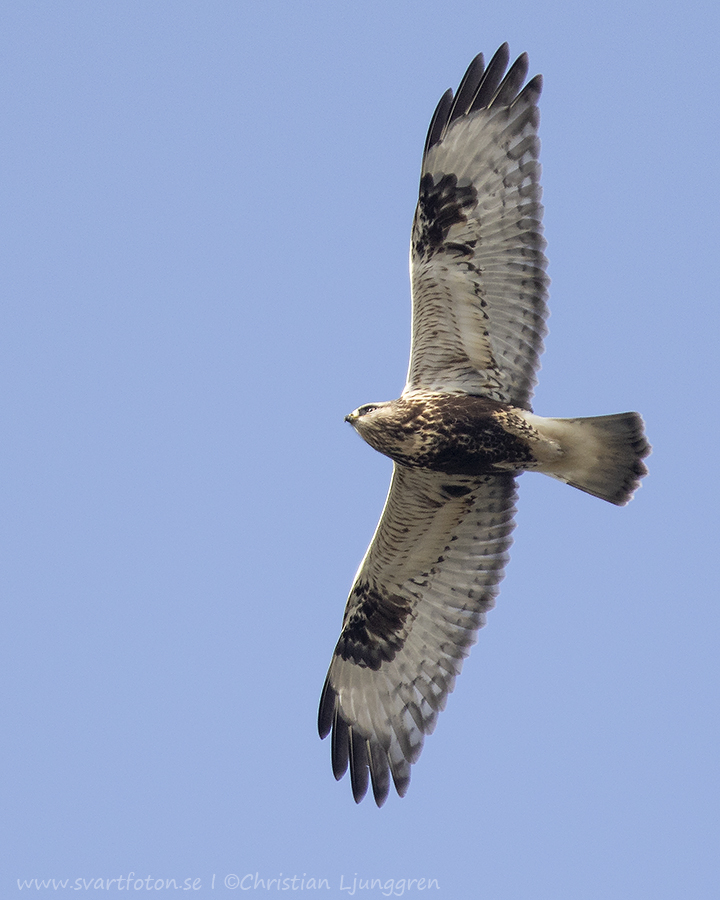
[540,412,651,505]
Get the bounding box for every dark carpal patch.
[413,173,478,259]
[335,581,413,670]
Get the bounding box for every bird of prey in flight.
[318,44,650,806]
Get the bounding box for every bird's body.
[346,392,537,475]
[319,45,650,806]
[347,392,648,502]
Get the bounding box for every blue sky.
[2,1,719,897]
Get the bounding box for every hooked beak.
[344,412,357,424]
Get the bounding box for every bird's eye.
[359,404,378,416]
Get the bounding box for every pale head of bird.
[344,401,394,431]
[344,398,420,460]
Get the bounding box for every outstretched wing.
[319,466,517,805]
[406,44,549,409]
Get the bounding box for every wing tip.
[423,44,541,159]
[319,675,406,806]
[320,656,421,806]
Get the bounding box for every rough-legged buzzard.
[319,44,650,806]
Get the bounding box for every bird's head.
[344,401,393,429]
[344,399,417,459]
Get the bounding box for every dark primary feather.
[490,52,529,108]
[423,88,453,158]
[468,42,511,112]
[514,73,543,110]
[446,53,485,127]
[425,45,518,155]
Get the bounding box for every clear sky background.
[2,1,719,897]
